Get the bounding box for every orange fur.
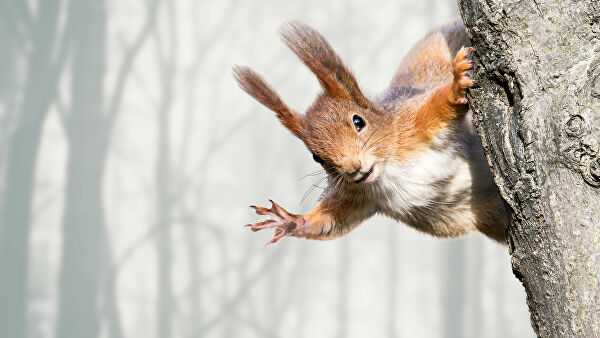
[412,47,473,137]
[232,65,304,138]
[236,20,508,244]
[280,22,370,108]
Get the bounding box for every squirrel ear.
[233,65,304,139]
[280,22,370,109]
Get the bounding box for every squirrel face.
[302,96,392,184]
[233,22,413,185]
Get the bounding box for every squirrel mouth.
[354,166,374,184]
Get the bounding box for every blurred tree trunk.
[156,73,174,338]
[56,0,106,336]
[155,1,176,335]
[443,240,465,338]
[337,240,349,338]
[294,247,308,338]
[0,22,17,176]
[182,17,201,326]
[387,226,398,338]
[0,1,68,337]
[459,0,600,336]
[493,256,507,338]
[0,18,16,122]
[103,235,124,338]
[468,241,483,337]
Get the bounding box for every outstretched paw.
[451,46,476,105]
[245,200,309,244]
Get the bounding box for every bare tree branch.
[189,251,281,337]
[106,0,160,127]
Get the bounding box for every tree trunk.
[0,18,17,175]
[56,0,107,336]
[443,240,465,338]
[458,0,600,336]
[156,81,174,338]
[468,240,483,338]
[387,226,398,338]
[103,235,124,338]
[155,1,176,334]
[337,240,349,338]
[0,1,65,337]
[0,19,16,112]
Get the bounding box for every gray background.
[0,0,535,337]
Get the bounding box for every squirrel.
[233,19,508,245]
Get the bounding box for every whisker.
[298,169,326,181]
[300,184,319,204]
[300,176,328,204]
[361,122,383,150]
[321,176,340,209]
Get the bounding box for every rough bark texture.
[458,0,600,336]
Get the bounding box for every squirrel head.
[233,22,404,184]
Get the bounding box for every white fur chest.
[362,114,489,229]
[370,146,473,219]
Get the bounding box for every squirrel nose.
[341,156,361,175]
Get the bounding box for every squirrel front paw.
[451,46,476,105]
[245,200,309,244]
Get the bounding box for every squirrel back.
[391,20,471,91]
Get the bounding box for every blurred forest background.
[0,0,535,337]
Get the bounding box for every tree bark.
[458,0,600,336]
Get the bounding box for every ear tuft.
[232,65,304,138]
[280,22,369,108]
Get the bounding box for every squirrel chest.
[367,114,503,239]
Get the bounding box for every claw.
[451,47,477,104]
[268,199,295,219]
[246,200,309,244]
[251,205,272,216]
[267,228,287,245]
[245,219,277,232]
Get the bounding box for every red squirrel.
[233,20,508,244]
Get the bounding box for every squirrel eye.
[352,115,366,132]
[312,154,325,164]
